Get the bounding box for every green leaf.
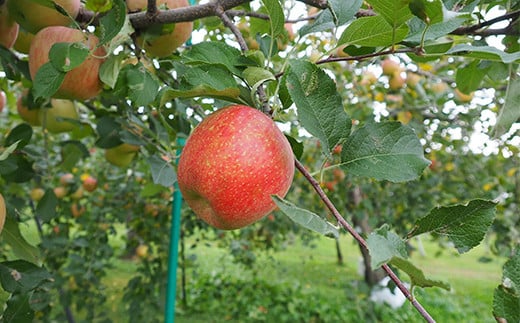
[493,251,520,323]
[98,0,127,45]
[406,14,469,43]
[338,15,409,47]
[99,54,123,89]
[284,60,351,154]
[340,122,430,182]
[0,46,31,81]
[408,0,444,25]
[32,62,65,100]
[60,140,90,171]
[0,141,21,161]
[261,0,284,38]
[367,225,408,268]
[126,66,160,106]
[367,0,413,26]
[455,60,489,94]
[2,292,34,323]
[243,66,275,98]
[0,260,52,294]
[36,189,58,223]
[299,0,363,36]
[493,78,520,137]
[183,42,243,76]
[5,123,32,148]
[140,182,169,198]
[390,257,451,290]
[147,155,176,187]
[48,42,89,72]
[446,44,520,63]
[0,218,41,265]
[272,195,339,239]
[285,135,304,160]
[407,199,497,253]
[161,65,242,104]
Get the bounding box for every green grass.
[165,234,504,322]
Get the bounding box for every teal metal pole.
[165,137,186,323]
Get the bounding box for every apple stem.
[294,159,436,323]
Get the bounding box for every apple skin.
[82,176,98,192]
[177,105,295,230]
[0,193,6,235]
[39,99,79,133]
[0,91,6,113]
[17,93,41,126]
[0,2,19,49]
[7,0,80,34]
[29,26,106,100]
[127,0,193,58]
[105,143,139,168]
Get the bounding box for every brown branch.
[147,0,158,16]
[451,9,520,36]
[294,159,436,323]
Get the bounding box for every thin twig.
[294,159,436,323]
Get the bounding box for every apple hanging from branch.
[29,26,106,100]
[7,0,80,34]
[0,1,18,49]
[177,105,295,230]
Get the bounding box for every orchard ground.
[17,220,497,322]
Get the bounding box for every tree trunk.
[349,186,386,286]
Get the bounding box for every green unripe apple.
[40,99,79,133]
[105,143,139,168]
[7,0,80,34]
[177,105,295,230]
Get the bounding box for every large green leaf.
[367,225,408,268]
[147,155,176,187]
[126,65,160,106]
[272,195,339,239]
[455,60,489,94]
[182,42,243,76]
[0,218,41,265]
[367,0,412,27]
[284,60,351,154]
[493,78,520,137]
[408,0,444,25]
[407,199,497,253]
[32,62,65,100]
[48,42,89,72]
[98,0,127,45]
[36,189,58,223]
[0,260,52,294]
[261,0,284,38]
[299,0,363,36]
[446,44,520,63]
[406,14,469,43]
[338,15,409,47]
[493,251,520,323]
[390,257,450,290]
[340,122,430,182]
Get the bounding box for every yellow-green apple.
[0,2,19,48]
[406,72,421,87]
[0,91,6,113]
[381,58,401,76]
[29,26,106,100]
[82,175,97,192]
[127,0,193,58]
[30,187,45,201]
[105,143,139,168]
[389,72,405,90]
[7,0,80,34]
[177,105,295,230]
[135,244,149,258]
[13,28,34,54]
[454,88,474,103]
[0,193,5,234]
[40,99,79,133]
[17,93,41,126]
[53,186,67,199]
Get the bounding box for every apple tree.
[0,0,519,322]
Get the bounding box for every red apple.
[0,2,19,49]
[7,0,80,34]
[177,105,295,230]
[82,176,98,192]
[127,0,193,58]
[29,26,106,100]
[0,193,6,235]
[40,99,79,133]
[0,91,6,113]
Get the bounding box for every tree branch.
[451,9,520,36]
[294,159,436,323]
